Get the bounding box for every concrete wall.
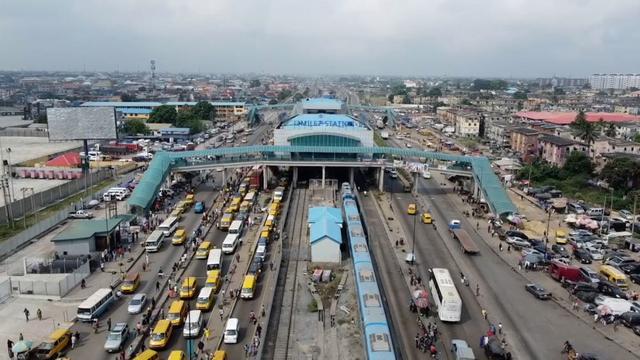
[0,168,113,224]
[53,239,93,256]
[311,239,341,263]
[10,261,89,298]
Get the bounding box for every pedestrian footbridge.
[128,145,516,216]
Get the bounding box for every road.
[382,168,635,359]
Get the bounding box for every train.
[341,182,396,360]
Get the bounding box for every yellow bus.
[196,287,215,311]
[149,320,172,349]
[180,277,198,299]
[168,350,185,360]
[166,300,187,326]
[120,272,140,294]
[133,350,159,360]
[240,275,256,299]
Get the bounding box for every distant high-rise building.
[589,74,640,90]
[536,77,587,88]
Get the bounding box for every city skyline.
[1,0,639,77]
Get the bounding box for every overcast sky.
[1,0,638,77]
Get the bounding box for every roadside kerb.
[432,171,640,357]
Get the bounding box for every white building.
[273,113,374,147]
[308,207,343,263]
[589,74,640,90]
[454,111,481,136]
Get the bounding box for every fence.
[0,128,48,137]
[0,277,10,303]
[0,168,114,224]
[9,261,90,297]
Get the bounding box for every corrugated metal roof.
[310,217,342,245]
[308,207,343,224]
[52,214,134,241]
[81,101,162,107]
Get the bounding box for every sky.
[1,0,639,77]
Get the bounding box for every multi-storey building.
[589,74,640,90]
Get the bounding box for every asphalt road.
[66,183,218,359]
[395,173,635,359]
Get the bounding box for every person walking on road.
[204,327,210,340]
[219,308,224,321]
[498,322,503,334]
[244,344,249,356]
[261,305,266,318]
[107,318,112,332]
[36,309,42,321]
[481,309,487,320]
[156,281,160,292]
[71,333,76,349]
[23,308,29,322]
[476,284,480,296]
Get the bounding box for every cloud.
[0,0,638,76]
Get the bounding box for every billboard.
[47,107,117,140]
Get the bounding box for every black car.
[597,281,628,299]
[506,230,529,240]
[619,263,640,274]
[574,248,593,264]
[574,291,599,303]
[551,244,570,257]
[631,273,640,285]
[619,311,640,328]
[484,337,509,359]
[525,283,551,300]
[633,326,640,337]
[570,282,598,294]
[248,258,263,277]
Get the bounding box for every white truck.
[68,210,94,219]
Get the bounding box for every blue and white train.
[342,183,396,360]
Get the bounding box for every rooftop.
[52,215,134,242]
[539,134,581,147]
[301,98,343,111]
[516,111,640,125]
[81,101,245,108]
[310,216,342,245]
[511,127,539,135]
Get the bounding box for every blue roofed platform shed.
[308,207,343,263]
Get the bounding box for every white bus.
[207,249,223,272]
[145,230,165,252]
[228,220,244,235]
[222,234,240,254]
[428,268,462,322]
[158,216,179,236]
[77,288,115,321]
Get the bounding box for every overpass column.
[292,167,298,189]
[349,168,355,187]
[321,166,326,188]
[222,169,227,187]
[263,166,268,190]
[412,172,418,195]
[378,167,384,192]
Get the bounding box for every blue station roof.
[302,98,343,111]
[282,114,367,129]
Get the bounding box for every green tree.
[570,110,598,155]
[120,93,136,102]
[604,122,617,137]
[402,95,411,104]
[512,91,528,100]
[277,89,293,101]
[634,133,640,143]
[562,151,593,176]
[192,101,215,120]
[461,98,473,106]
[390,83,408,96]
[121,119,150,135]
[426,87,442,97]
[471,79,507,91]
[249,79,261,88]
[600,157,640,190]
[176,109,205,134]
[149,105,177,123]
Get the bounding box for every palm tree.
[604,122,617,137]
[570,110,598,157]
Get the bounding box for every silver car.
[104,322,130,352]
[127,293,147,314]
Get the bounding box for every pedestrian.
[100,262,105,272]
[151,297,156,309]
[614,320,619,332]
[507,245,511,252]
[36,308,42,321]
[270,261,274,271]
[71,333,76,349]
[128,345,134,356]
[261,304,266,317]
[142,262,147,272]
[136,321,142,335]
[18,333,23,341]
[204,327,210,340]
[481,309,487,320]
[219,308,224,321]
[498,243,503,252]
[256,323,262,337]
[235,253,240,262]
[107,318,112,331]
[498,322,503,335]
[156,281,160,292]
[23,308,29,322]
[476,284,480,296]
[244,343,249,356]
[415,333,420,348]
[145,253,149,267]
[572,301,578,311]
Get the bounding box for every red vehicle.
[548,259,581,282]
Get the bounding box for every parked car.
[127,293,147,314]
[573,248,593,264]
[631,273,640,285]
[506,236,531,248]
[586,247,605,261]
[603,250,629,262]
[525,283,551,300]
[570,282,598,294]
[619,312,640,328]
[579,267,601,284]
[568,203,585,214]
[605,256,636,268]
[621,263,640,274]
[506,230,529,240]
[551,244,570,257]
[104,323,130,352]
[619,210,634,221]
[68,210,94,219]
[597,281,628,299]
